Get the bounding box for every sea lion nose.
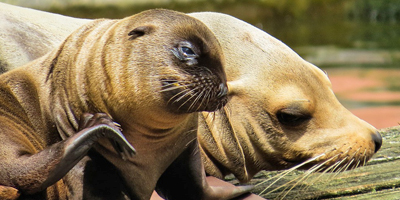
[372,131,382,153]
[217,83,228,99]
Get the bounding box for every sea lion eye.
[277,109,311,127]
[172,41,199,65]
[181,46,196,57]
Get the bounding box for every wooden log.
[229,126,400,199]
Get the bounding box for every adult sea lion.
[0,8,251,200]
[0,2,382,195]
[191,12,382,182]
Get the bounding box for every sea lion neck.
[107,107,193,139]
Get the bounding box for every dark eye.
[276,110,311,127]
[181,46,196,57]
[171,41,199,65]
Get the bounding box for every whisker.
[256,153,325,195]
[268,146,370,199]
[160,81,194,88]
[173,87,197,103]
[352,159,361,170]
[147,73,183,78]
[202,88,213,110]
[342,158,355,172]
[266,173,308,199]
[340,148,360,171]
[188,89,206,111]
[277,163,325,199]
[329,157,351,179]
[194,87,212,111]
[262,155,330,199]
[304,152,348,186]
[362,149,368,166]
[335,153,357,175]
[160,84,192,93]
[349,148,362,170]
[300,155,341,193]
[177,88,201,110]
[167,88,192,104]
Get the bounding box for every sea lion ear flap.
[128,26,154,40]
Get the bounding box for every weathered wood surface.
[229,126,400,199]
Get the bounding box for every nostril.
[372,131,382,153]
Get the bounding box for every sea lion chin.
[0,9,251,200]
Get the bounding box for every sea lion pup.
[0,9,252,200]
[190,12,382,183]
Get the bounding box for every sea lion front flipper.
[41,113,136,190]
[1,113,135,195]
[78,113,136,160]
[155,139,253,200]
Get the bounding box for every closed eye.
[276,109,311,127]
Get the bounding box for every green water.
[41,0,400,54]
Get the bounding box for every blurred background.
[1,0,400,129]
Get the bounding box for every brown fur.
[0,9,252,199]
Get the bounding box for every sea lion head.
[46,9,227,130]
[191,12,382,182]
[116,10,227,118]
[120,9,228,114]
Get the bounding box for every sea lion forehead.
[123,9,221,54]
[127,9,209,32]
[126,9,188,22]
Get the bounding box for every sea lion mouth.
[160,77,228,113]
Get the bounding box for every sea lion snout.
[161,72,228,112]
[160,32,227,113]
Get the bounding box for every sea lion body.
[0,2,90,73]
[0,9,251,199]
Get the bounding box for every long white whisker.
[265,159,329,199]
[362,149,368,166]
[177,87,201,109]
[160,81,194,88]
[266,173,307,198]
[300,154,341,193]
[160,84,193,93]
[167,88,192,104]
[188,88,206,111]
[173,88,195,103]
[201,88,214,110]
[193,87,212,111]
[257,153,325,195]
